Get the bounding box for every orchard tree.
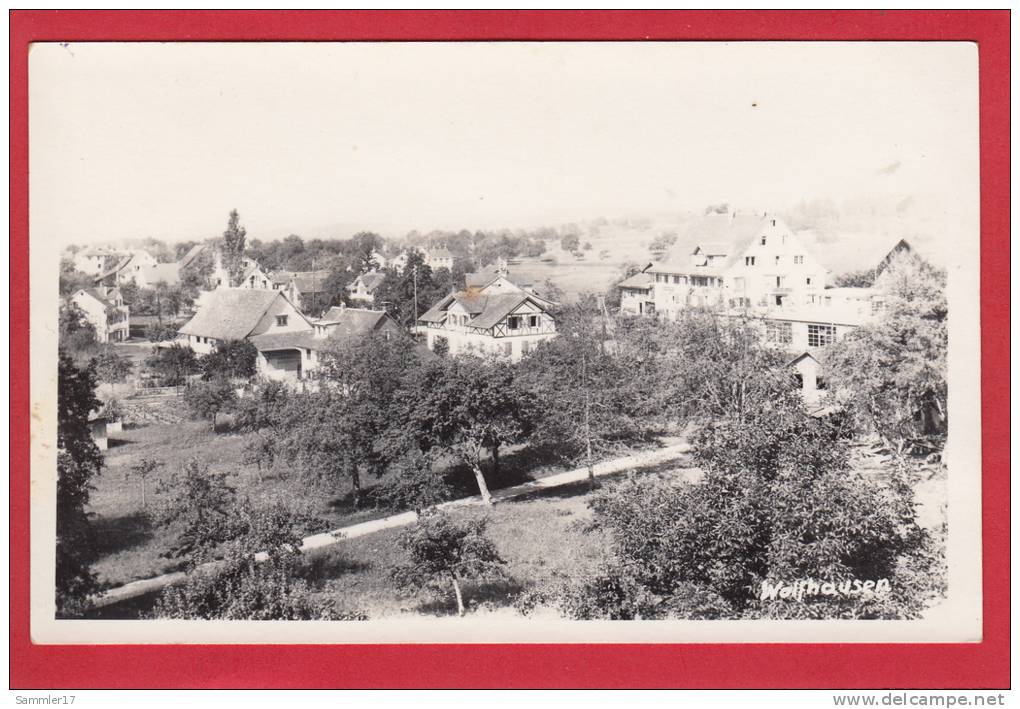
[559,395,936,620]
[56,352,103,617]
[278,332,422,507]
[824,252,948,455]
[523,306,646,489]
[390,511,507,616]
[128,457,162,509]
[201,339,258,381]
[152,498,357,620]
[183,377,238,429]
[397,356,536,505]
[145,343,199,386]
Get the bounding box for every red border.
[10,10,1009,689]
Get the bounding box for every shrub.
[201,339,257,381]
[93,347,133,383]
[144,343,199,386]
[184,377,237,426]
[145,322,179,343]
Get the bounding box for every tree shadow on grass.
[413,577,527,617]
[298,549,373,583]
[443,443,566,499]
[92,510,154,557]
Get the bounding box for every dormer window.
[276,315,288,327]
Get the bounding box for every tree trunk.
[583,377,596,490]
[491,444,500,479]
[470,462,493,505]
[348,458,362,509]
[451,574,466,617]
[141,477,147,509]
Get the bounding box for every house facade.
[418,270,557,362]
[346,271,386,305]
[70,286,130,343]
[424,248,454,271]
[178,288,312,357]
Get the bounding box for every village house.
[178,288,311,357]
[424,247,455,271]
[346,271,387,306]
[617,270,655,316]
[70,286,130,343]
[93,249,162,288]
[267,270,331,313]
[74,247,122,276]
[417,268,557,362]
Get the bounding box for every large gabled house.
[417,269,557,362]
[70,286,130,343]
[178,288,312,369]
[268,270,331,313]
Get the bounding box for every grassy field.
[89,403,668,589]
[300,479,620,618]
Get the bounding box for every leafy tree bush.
[58,303,97,355]
[145,322,179,343]
[824,252,948,455]
[395,356,536,504]
[183,377,238,427]
[56,352,103,617]
[93,347,133,383]
[558,398,939,620]
[201,339,257,381]
[390,511,507,616]
[559,232,581,253]
[233,379,291,433]
[154,460,241,559]
[151,498,360,620]
[144,343,199,386]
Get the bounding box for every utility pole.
[413,263,419,330]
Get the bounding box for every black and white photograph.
[29,41,981,643]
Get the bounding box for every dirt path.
[93,441,694,608]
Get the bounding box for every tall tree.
[56,352,103,617]
[823,252,948,455]
[221,209,248,287]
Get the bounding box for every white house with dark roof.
[617,270,655,316]
[424,247,454,271]
[177,288,311,358]
[346,271,387,305]
[418,269,557,362]
[70,286,130,343]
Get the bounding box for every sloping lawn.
[301,480,616,618]
[90,406,678,589]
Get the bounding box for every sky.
[29,41,978,247]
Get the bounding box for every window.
[503,342,513,356]
[808,324,836,347]
[794,255,804,265]
[276,315,289,327]
[816,376,829,391]
[806,277,813,286]
[528,315,539,328]
[766,321,792,344]
[521,341,532,356]
[760,236,767,245]
[507,316,522,330]
[673,275,680,284]
[745,256,756,266]
[774,255,780,266]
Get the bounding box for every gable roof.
[419,291,547,331]
[812,236,918,276]
[137,262,181,286]
[248,330,322,353]
[653,213,767,271]
[325,308,397,343]
[617,272,654,289]
[270,270,332,293]
[178,288,287,340]
[95,255,134,282]
[348,271,386,293]
[76,287,119,307]
[178,243,206,270]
